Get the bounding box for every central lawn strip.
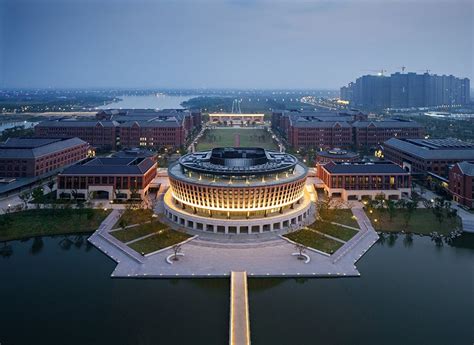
[308,221,358,242]
[284,229,343,255]
[325,209,360,228]
[0,208,110,241]
[113,209,154,229]
[196,128,278,151]
[128,229,192,255]
[111,222,168,243]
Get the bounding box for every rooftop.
[456,161,474,177]
[351,119,424,128]
[169,147,307,186]
[384,138,474,160]
[0,137,88,159]
[178,147,299,176]
[36,120,119,128]
[112,148,157,159]
[60,157,156,175]
[317,148,359,159]
[322,161,408,174]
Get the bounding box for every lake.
[0,234,472,344]
[97,94,198,110]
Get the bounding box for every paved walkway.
[229,271,251,345]
[88,207,379,278]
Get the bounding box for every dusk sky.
[1,0,472,89]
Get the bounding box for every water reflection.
[30,237,44,255]
[387,233,398,247]
[0,243,13,258]
[403,233,414,247]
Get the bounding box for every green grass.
[368,208,461,235]
[284,229,343,254]
[113,209,154,229]
[308,221,358,242]
[196,128,278,151]
[111,222,168,243]
[0,209,110,241]
[128,229,192,255]
[321,209,359,228]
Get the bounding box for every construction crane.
[417,69,431,74]
[398,66,406,73]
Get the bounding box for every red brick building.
[352,120,425,148]
[449,161,474,208]
[0,137,89,178]
[118,121,185,148]
[35,109,202,150]
[271,110,423,150]
[288,121,353,149]
[57,157,157,200]
[35,121,119,150]
[317,161,411,201]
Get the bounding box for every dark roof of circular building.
[178,147,298,176]
[317,148,359,159]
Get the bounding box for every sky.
[1,0,473,89]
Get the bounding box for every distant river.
[97,94,198,110]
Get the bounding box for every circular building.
[315,148,359,164]
[164,147,313,235]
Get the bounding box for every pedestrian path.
[229,271,251,345]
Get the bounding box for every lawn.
[284,229,343,254]
[111,221,168,243]
[196,128,278,151]
[308,221,358,242]
[128,229,192,255]
[113,209,154,229]
[0,209,110,241]
[321,209,360,228]
[367,208,461,235]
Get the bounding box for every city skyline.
[1,0,472,89]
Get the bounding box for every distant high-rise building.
[340,72,470,109]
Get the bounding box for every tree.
[32,187,44,208]
[294,243,307,260]
[316,196,338,222]
[374,194,386,211]
[387,199,397,222]
[172,244,182,261]
[119,219,127,230]
[432,197,446,224]
[19,191,31,209]
[403,200,417,230]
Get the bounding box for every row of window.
[170,178,305,210]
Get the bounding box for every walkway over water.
[230,271,251,345]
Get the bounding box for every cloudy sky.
[1,0,472,89]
